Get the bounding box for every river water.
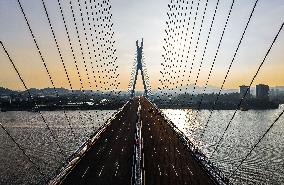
[163,105,284,185]
[0,105,283,184]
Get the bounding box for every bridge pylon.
[130,39,149,98]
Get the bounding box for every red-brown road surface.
[53,97,220,185]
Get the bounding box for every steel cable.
[210,22,284,158]
[56,0,96,137]
[229,107,284,179]
[196,0,236,138]
[0,121,48,182]
[41,0,77,139]
[1,40,65,167]
[16,0,75,147]
[205,0,259,130]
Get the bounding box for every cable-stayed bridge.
[0,0,283,184]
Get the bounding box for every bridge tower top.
[131,39,149,98]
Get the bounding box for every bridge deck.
[52,97,220,185]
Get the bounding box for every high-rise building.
[256,84,269,100]
[239,85,250,97]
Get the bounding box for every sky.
[0,0,283,91]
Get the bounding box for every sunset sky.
[0,0,283,91]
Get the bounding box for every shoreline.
[0,104,280,112]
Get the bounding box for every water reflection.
[0,110,115,184]
[162,105,284,184]
[0,107,283,184]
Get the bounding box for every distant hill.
[0,87,126,97]
[153,84,238,95]
[27,88,71,96]
[0,87,17,95]
[1,85,283,97]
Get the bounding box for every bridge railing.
[148,99,229,185]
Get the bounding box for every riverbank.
[0,100,279,111]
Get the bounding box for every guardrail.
[148,98,229,185]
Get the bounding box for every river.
[0,105,283,184]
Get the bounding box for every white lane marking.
[157,164,161,176]
[187,166,194,175]
[81,166,90,178]
[172,164,178,176]
[176,148,181,155]
[98,165,104,177]
[114,161,119,176]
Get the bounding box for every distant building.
[239,85,250,97]
[256,84,269,100]
[269,87,284,100]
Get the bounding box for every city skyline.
[0,0,283,91]
[1,82,284,94]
